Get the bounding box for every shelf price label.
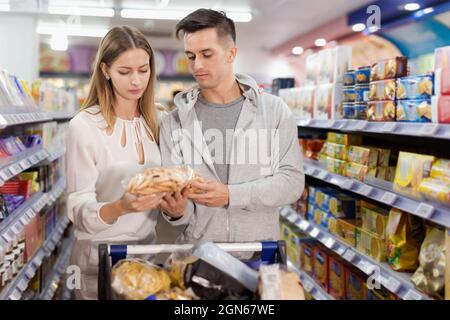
[303,280,314,293]
[25,267,36,279]
[324,120,335,128]
[419,123,438,136]
[336,246,345,256]
[299,220,310,231]
[381,192,397,205]
[310,228,320,238]
[342,179,354,190]
[384,277,401,294]
[404,290,423,300]
[359,185,374,197]
[324,238,335,249]
[317,171,328,180]
[381,122,397,132]
[414,203,435,219]
[354,120,368,131]
[343,250,356,262]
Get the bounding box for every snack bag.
[411,226,446,299]
[386,209,424,271]
[394,152,435,197]
[111,259,171,300]
[126,166,205,195]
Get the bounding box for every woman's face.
[104,48,151,102]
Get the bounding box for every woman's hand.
[159,191,188,219]
[119,192,166,213]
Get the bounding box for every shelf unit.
[280,207,431,300]
[0,111,75,129]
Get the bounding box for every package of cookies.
[357,228,387,262]
[336,219,361,247]
[344,162,369,181]
[314,83,344,120]
[315,190,358,219]
[300,242,315,276]
[355,84,370,102]
[326,132,362,146]
[370,56,408,81]
[313,247,330,291]
[329,256,346,300]
[418,178,450,204]
[396,99,432,122]
[306,53,320,85]
[369,79,396,101]
[361,201,389,239]
[434,67,450,95]
[394,152,435,196]
[318,46,352,84]
[347,146,378,167]
[321,142,347,160]
[343,102,355,119]
[396,74,434,100]
[353,103,368,120]
[126,166,205,195]
[431,95,450,124]
[355,66,371,84]
[345,267,368,300]
[325,156,346,175]
[343,70,356,86]
[343,86,356,102]
[367,101,396,121]
[430,158,450,180]
[386,208,424,272]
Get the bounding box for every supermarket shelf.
[303,158,450,229]
[48,111,77,121]
[0,147,49,186]
[41,146,66,165]
[287,260,334,300]
[0,176,66,245]
[0,112,53,129]
[280,207,431,301]
[297,119,450,140]
[0,216,71,300]
[38,235,75,300]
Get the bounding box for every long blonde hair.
[83,25,159,143]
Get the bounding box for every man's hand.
[159,191,188,219]
[185,180,229,207]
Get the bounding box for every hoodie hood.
[173,73,261,112]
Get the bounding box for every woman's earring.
[105,74,110,80]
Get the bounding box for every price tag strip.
[381,192,397,205]
[419,123,439,136]
[404,290,423,300]
[414,203,435,219]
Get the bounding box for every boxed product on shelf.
[343,86,356,103]
[386,208,425,272]
[396,74,434,100]
[393,152,435,196]
[296,187,309,217]
[288,231,302,270]
[324,156,346,175]
[418,177,450,204]
[434,67,450,95]
[411,225,445,299]
[328,255,346,300]
[361,201,389,238]
[344,267,368,300]
[314,189,358,219]
[355,84,370,102]
[314,83,343,119]
[370,56,408,82]
[281,221,292,246]
[306,53,320,85]
[431,95,450,123]
[434,45,450,69]
[319,210,337,234]
[430,158,450,179]
[396,99,432,122]
[346,146,378,167]
[343,70,356,86]
[318,46,352,84]
[326,132,362,146]
[345,102,367,120]
[321,142,347,160]
[344,162,368,181]
[367,101,396,121]
[300,242,315,276]
[24,212,44,262]
[357,228,387,262]
[369,79,396,101]
[355,66,371,84]
[336,219,361,247]
[299,138,325,160]
[313,246,329,291]
[297,86,316,120]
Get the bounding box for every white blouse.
[66,106,162,277]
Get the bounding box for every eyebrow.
[117,63,149,69]
[185,49,213,55]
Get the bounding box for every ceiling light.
[368,25,380,33]
[352,23,366,32]
[423,7,434,14]
[37,24,109,38]
[404,3,420,11]
[48,6,115,17]
[314,38,327,47]
[50,33,68,51]
[292,46,303,55]
[120,9,252,22]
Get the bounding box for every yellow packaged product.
[357,228,387,262]
[361,201,389,238]
[336,219,361,247]
[325,157,346,175]
[289,232,302,269]
[375,148,391,167]
[387,166,397,182]
[344,162,368,181]
[418,177,450,204]
[367,167,378,179]
[326,132,362,146]
[322,142,347,160]
[430,158,450,180]
[300,242,315,276]
[347,146,378,167]
[393,152,435,196]
[386,209,425,272]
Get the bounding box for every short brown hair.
[175,9,236,43]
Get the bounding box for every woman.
[66,26,165,300]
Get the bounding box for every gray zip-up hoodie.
[158,73,304,243]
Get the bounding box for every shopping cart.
[98,241,287,300]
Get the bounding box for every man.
[157,9,304,244]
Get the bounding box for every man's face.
[183,27,235,89]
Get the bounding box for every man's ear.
[100,62,110,80]
[227,47,237,63]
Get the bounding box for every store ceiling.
[32,0,374,50]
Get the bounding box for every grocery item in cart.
[111,259,171,300]
[411,226,445,299]
[258,264,305,300]
[386,208,424,272]
[369,79,396,101]
[126,166,205,195]
[396,99,432,122]
[367,101,396,121]
[370,56,408,81]
[396,74,434,100]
